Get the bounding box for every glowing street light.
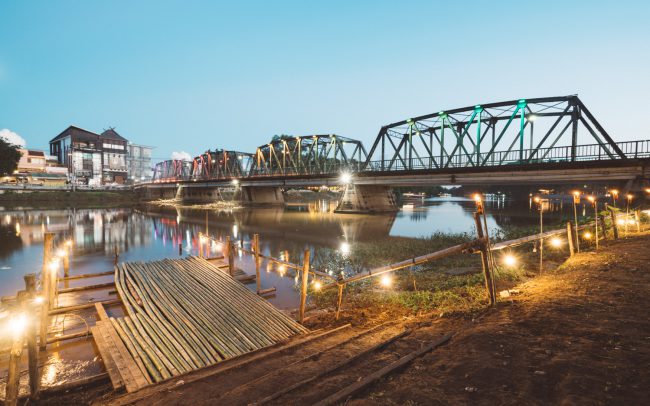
[8,313,27,339]
[625,193,634,237]
[609,189,619,207]
[549,237,562,248]
[380,274,392,288]
[231,179,239,186]
[313,280,322,291]
[34,295,44,305]
[503,254,517,267]
[340,172,352,185]
[583,231,592,240]
[534,196,544,272]
[587,196,599,250]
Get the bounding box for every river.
[0,196,577,389]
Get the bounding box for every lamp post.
[572,191,580,253]
[587,195,598,250]
[625,193,633,237]
[610,189,619,207]
[534,196,543,272]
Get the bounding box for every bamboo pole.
[608,206,620,239]
[335,284,344,320]
[473,212,495,305]
[254,234,261,293]
[39,232,54,350]
[337,239,481,286]
[114,246,119,266]
[228,239,235,277]
[566,222,575,257]
[299,249,310,324]
[23,274,40,399]
[59,270,114,281]
[63,251,70,278]
[5,291,28,406]
[58,281,115,294]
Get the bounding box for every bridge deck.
[100,257,307,389]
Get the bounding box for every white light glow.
[503,254,517,267]
[380,275,392,288]
[340,172,352,184]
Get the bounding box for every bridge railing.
[362,140,650,172]
[153,140,650,182]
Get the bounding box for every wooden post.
[335,284,344,320]
[299,249,310,323]
[198,233,203,258]
[224,235,230,260]
[4,295,26,406]
[24,274,40,399]
[566,222,575,257]
[254,234,261,292]
[178,242,182,256]
[39,232,54,350]
[113,246,119,265]
[63,251,70,277]
[635,210,641,233]
[228,239,236,276]
[473,213,496,305]
[599,213,609,240]
[608,207,619,239]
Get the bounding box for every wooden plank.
[313,333,454,406]
[91,323,124,390]
[102,319,150,392]
[95,302,110,321]
[49,299,122,315]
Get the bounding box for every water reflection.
[0,197,584,306]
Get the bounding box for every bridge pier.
[241,186,285,206]
[178,186,239,205]
[335,185,398,213]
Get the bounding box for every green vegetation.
[0,138,21,175]
[309,224,571,318]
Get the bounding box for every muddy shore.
[27,231,650,405]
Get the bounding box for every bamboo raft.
[93,256,308,392]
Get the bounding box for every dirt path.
[40,234,650,405]
[350,235,650,405]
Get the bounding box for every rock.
[465,386,478,393]
[534,370,546,375]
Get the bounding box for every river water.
[0,196,576,389]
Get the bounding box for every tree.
[0,138,21,175]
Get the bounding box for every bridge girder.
[191,149,255,180]
[152,159,192,182]
[364,95,626,171]
[250,134,367,176]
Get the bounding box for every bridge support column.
[178,186,239,205]
[335,185,398,213]
[242,186,285,206]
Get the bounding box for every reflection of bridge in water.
[142,96,650,213]
[142,203,396,248]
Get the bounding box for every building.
[99,128,129,184]
[127,143,154,182]
[13,148,69,185]
[49,126,128,185]
[17,149,47,172]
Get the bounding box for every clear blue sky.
[0,0,648,162]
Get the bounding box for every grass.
[307,222,580,319]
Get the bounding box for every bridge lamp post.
[587,195,598,250]
[572,191,581,252]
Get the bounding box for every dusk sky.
[1,1,648,162]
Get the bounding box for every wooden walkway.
[92,257,307,392]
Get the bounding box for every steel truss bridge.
[151,95,650,186]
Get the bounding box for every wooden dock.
[92,256,307,392]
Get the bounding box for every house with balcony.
[49,126,128,185]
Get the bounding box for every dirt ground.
[34,233,650,405]
[349,234,650,405]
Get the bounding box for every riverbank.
[79,232,650,405]
[0,189,137,208]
